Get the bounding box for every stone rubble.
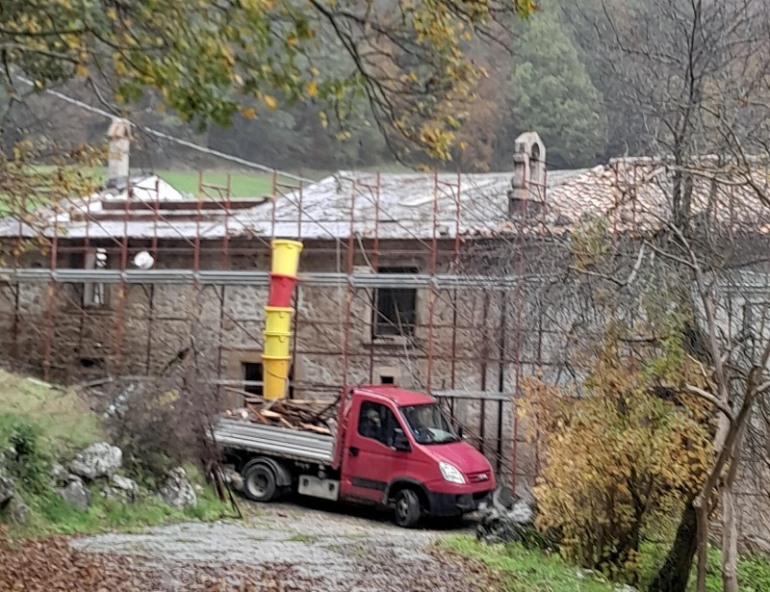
[69,442,123,480]
[57,476,91,511]
[0,472,14,507]
[159,467,197,508]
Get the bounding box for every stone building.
[2,121,770,548]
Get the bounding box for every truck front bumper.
[426,489,493,517]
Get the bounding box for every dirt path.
[69,500,495,591]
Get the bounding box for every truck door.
[340,398,406,502]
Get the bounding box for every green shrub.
[3,420,51,495]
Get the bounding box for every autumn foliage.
[0,526,320,591]
[520,335,714,582]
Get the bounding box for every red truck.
[212,384,496,527]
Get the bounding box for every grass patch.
[440,536,616,592]
[160,170,274,197]
[443,536,770,592]
[32,166,279,198]
[0,369,230,537]
[0,370,101,452]
[288,533,317,543]
[12,482,230,538]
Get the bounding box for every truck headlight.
[439,462,465,484]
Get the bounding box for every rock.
[222,467,244,492]
[110,474,139,502]
[50,462,68,485]
[69,442,122,480]
[0,472,15,507]
[509,500,534,525]
[100,486,120,501]
[476,499,549,548]
[57,476,90,511]
[160,467,197,508]
[8,498,28,524]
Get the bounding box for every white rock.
[8,498,28,524]
[160,467,197,508]
[69,442,122,480]
[510,500,534,524]
[111,474,139,502]
[57,477,90,511]
[0,473,15,506]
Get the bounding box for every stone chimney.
[509,131,546,217]
[106,117,132,187]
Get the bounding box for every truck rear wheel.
[393,488,421,528]
[243,463,277,502]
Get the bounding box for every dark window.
[358,401,400,447]
[242,361,295,398]
[242,362,263,396]
[380,375,395,385]
[373,267,417,337]
[79,357,105,369]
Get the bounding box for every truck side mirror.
[393,428,411,452]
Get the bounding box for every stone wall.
[4,237,769,545]
[0,238,550,489]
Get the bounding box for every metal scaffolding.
[0,168,558,492]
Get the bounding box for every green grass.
[15,480,231,538]
[0,369,230,537]
[442,536,770,592]
[30,165,277,198]
[0,370,101,452]
[288,533,317,543]
[156,170,274,197]
[440,536,616,592]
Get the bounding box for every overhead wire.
[10,77,542,392]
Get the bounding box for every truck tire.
[243,463,277,503]
[393,488,421,528]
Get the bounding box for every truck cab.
[339,385,496,527]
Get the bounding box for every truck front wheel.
[243,464,277,503]
[393,488,421,528]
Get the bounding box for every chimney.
[106,117,132,187]
[509,131,546,217]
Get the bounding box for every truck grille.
[467,471,491,484]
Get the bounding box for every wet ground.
[68,498,496,591]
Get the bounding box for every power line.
[14,76,314,184]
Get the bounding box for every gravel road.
[70,499,496,591]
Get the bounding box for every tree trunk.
[647,320,714,592]
[722,487,739,592]
[722,415,749,592]
[647,501,698,592]
[695,500,710,592]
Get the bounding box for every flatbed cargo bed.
[212,418,335,464]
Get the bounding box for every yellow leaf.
[242,106,257,119]
[307,80,318,97]
[75,63,89,78]
[263,95,278,110]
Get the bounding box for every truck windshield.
[400,404,459,445]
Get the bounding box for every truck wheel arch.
[242,457,292,488]
[385,479,430,512]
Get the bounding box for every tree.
[0,0,537,163]
[504,11,607,169]
[522,332,713,584]
[552,2,770,590]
